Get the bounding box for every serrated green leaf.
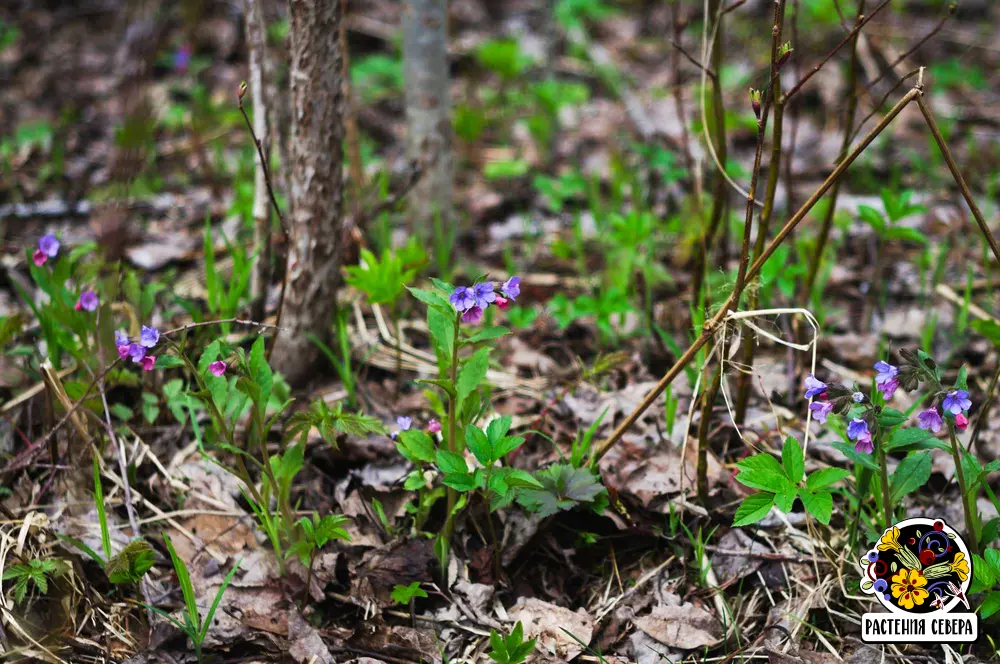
[805,467,851,491]
[732,493,774,527]
[436,449,468,475]
[800,490,833,524]
[397,430,436,463]
[465,425,492,465]
[981,591,1000,619]
[443,472,478,492]
[782,437,804,484]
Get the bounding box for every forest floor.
[3,0,1000,663]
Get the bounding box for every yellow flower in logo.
[949,552,969,582]
[878,526,901,552]
[891,568,929,610]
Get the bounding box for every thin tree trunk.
[403,0,452,233]
[271,0,345,385]
[243,0,271,321]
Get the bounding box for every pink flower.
[956,413,969,431]
[117,344,131,360]
[140,356,156,371]
[208,360,227,377]
[32,249,48,266]
[495,296,509,310]
[428,419,441,433]
[854,431,874,455]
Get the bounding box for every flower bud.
[749,88,762,118]
[776,42,793,70]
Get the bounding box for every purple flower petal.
[128,343,147,363]
[942,390,971,415]
[502,276,520,301]
[877,378,899,401]
[809,400,834,424]
[38,234,60,258]
[847,418,869,441]
[461,305,484,324]
[208,360,227,377]
[115,330,130,346]
[917,408,943,433]
[472,282,497,309]
[854,432,874,455]
[76,290,99,312]
[139,325,160,348]
[874,361,898,384]
[397,416,412,431]
[804,374,827,399]
[449,286,476,312]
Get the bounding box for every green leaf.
[408,287,453,313]
[456,347,490,405]
[516,464,605,517]
[774,490,796,513]
[878,407,907,428]
[465,425,492,465]
[732,493,774,527]
[805,467,851,491]
[416,378,457,400]
[397,430,436,463]
[391,581,428,605]
[782,437,804,484]
[981,591,1000,620]
[800,490,833,524]
[734,455,794,494]
[199,557,242,642]
[442,472,478,492]
[436,450,468,475]
[831,440,881,472]
[427,305,455,363]
[155,355,185,369]
[163,533,200,632]
[465,326,510,344]
[492,436,525,460]
[889,452,932,503]
[486,415,512,443]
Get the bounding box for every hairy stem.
[440,313,461,574]
[947,421,979,555]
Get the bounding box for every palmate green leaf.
[442,472,479,492]
[466,425,492,465]
[980,591,1000,620]
[805,467,851,492]
[456,347,490,405]
[799,490,833,524]
[734,459,794,494]
[889,452,932,503]
[391,581,428,605]
[970,553,997,592]
[774,490,796,513]
[516,464,605,517]
[397,429,436,463]
[732,492,774,527]
[436,449,468,475]
[782,437,804,484]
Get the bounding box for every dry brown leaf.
[633,602,723,650]
[288,609,337,664]
[508,597,594,661]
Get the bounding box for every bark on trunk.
[271,0,345,385]
[243,0,271,320]
[403,0,452,231]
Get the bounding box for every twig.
[594,86,922,462]
[667,38,716,80]
[917,92,1000,267]
[238,84,290,362]
[847,67,919,144]
[968,358,1000,456]
[781,0,892,104]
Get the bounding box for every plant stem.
[947,421,980,555]
[848,465,872,553]
[440,313,461,574]
[875,428,892,531]
[483,494,502,582]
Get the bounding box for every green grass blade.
[199,557,242,643]
[163,533,200,631]
[92,456,112,561]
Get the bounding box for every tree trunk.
[403,0,452,232]
[271,0,345,385]
[243,0,271,321]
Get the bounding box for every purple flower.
[115,329,129,346]
[501,276,520,301]
[809,400,834,424]
[75,290,99,312]
[174,43,192,72]
[449,286,476,312]
[461,306,484,324]
[209,360,227,377]
[847,418,869,441]
[473,282,497,309]
[942,390,971,415]
[877,378,899,401]
[804,374,827,399]
[128,343,147,363]
[139,325,159,348]
[428,419,441,433]
[397,416,412,431]
[117,344,131,360]
[852,392,865,403]
[854,431,874,455]
[917,408,943,433]
[38,234,60,259]
[874,361,898,384]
